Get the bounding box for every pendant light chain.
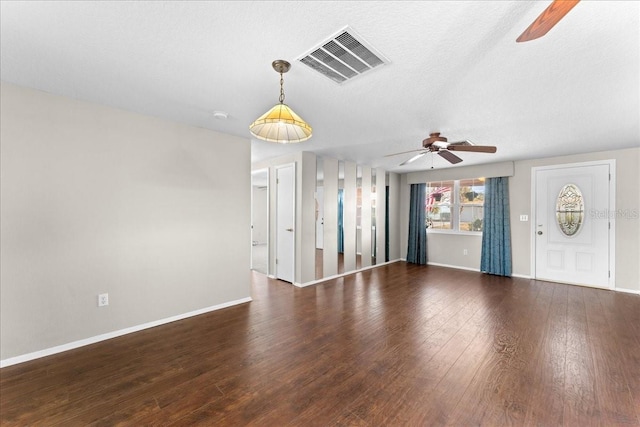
[279,72,285,104]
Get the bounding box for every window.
[426,178,485,233]
[556,183,584,236]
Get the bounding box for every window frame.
[425,178,485,235]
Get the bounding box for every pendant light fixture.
[249,60,312,143]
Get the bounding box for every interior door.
[276,164,295,283]
[534,163,612,288]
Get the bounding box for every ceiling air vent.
[297,26,389,84]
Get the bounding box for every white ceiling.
[1,1,638,173]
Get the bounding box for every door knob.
[286,228,294,232]
[537,231,543,235]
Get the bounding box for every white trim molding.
[296,259,402,287]
[427,262,480,273]
[0,297,252,368]
[615,287,640,295]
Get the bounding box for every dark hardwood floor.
[1,262,639,426]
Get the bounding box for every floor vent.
[297,26,389,84]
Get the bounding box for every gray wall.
[1,83,252,362]
[400,148,640,292]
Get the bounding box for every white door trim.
[530,159,616,289]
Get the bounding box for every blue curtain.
[481,177,512,276]
[407,183,427,265]
[338,189,344,253]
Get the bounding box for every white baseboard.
[296,259,403,287]
[427,262,480,273]
[523,275,638,294]
[427,263,534,279]
[0,297,252,369]
[615,287,640,295]
[427,264,637,294]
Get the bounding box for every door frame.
[530,159,616,289]
[275,162,296,283]
[250,168,269,274]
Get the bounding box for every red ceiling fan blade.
[438,151,463,164]
[516,0,580,43]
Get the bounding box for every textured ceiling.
[1,1,638,173]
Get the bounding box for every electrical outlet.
[520,214,529,222]
[463,249,468,256]
[98,293,109,307]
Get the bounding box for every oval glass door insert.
[556,183,584,236]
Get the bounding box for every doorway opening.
[251,169,268,275]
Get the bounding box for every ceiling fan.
[516,0,580,42]
[386,133,497,166]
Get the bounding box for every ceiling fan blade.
[446,140,472,146]
[446,145,497,153]
[384,148,426,158]
[400,152,427,166]
[516,0,580,43]
[438,150,463,164]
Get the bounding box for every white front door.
[533,162,613,289]
[276,164,295,283]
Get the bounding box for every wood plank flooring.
[1,262,639,426]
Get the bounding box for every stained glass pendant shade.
[249,60,312,144]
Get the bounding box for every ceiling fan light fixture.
[386,132,497,166]
[249,60,312,144]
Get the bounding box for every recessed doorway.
[251,169,269,275]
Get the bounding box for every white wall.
[322,157,339,277]
[400,148,640,292]
[299,152,317,284]
[0,83,252,362]
[251,186,268,244]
